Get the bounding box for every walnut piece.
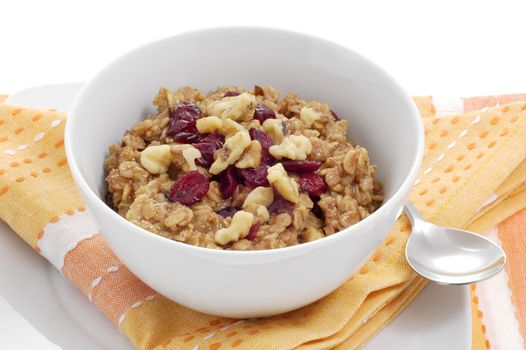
[269,135,312,160]
[267,163,299,203]
[171,144,202,171]
[209,130,251,175]
[221,119,245,136]
[182,145,202,171]
[196,117,248,139]
[140,145,172,174]
[196,116,223,133]
[262,118,285,143]
[214,210,254,245]
[256,205,270,222]
[299,106,321,128]
[243,186,274,209]
[236,140,262,168]
[207,92,256,121]
[243,186,274,224]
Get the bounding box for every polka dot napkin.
[1,95,526,350]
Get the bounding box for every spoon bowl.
[404,202,506,285]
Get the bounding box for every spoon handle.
[403,201,424,227]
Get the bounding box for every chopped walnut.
[256,205,270,223]
[299,106,321,128]
[267,163,299,203]
[262,118,285,143]
[169,144,202,172]
[207,92,256,121]
[243,187,274,209]
[215,210,254,245]
[221,119,246,136]
[196,116,223,134]
[140,145,172,174]
[236,140,262,168]
[242,186,274,224]
[209,130,251,174]
[241,119,262,131]
[269,135,312,160]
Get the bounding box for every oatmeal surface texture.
[105,85,383,250]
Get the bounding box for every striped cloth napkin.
[414,94,526,350]
[1,93,525,349]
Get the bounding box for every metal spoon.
[404,202,506,285]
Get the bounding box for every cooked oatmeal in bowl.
[67,28,423,317]
[105,85,384,250]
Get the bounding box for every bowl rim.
[65,26,424,257]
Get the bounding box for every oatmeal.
[104,85,383,250]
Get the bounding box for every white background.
[1,0,525,95]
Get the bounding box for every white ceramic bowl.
[65,27,424,318]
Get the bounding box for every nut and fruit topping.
[105,85,383,250]
[167,171,210,205]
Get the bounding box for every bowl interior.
[67,28,422,217]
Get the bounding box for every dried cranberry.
[218,207,237,218]
[172,131,202,144]
[253,104,276,124]
[299,173,327,197]
[281,160,321,173]
[249,128,275,165]
[168,171,210,205]
[238,166,269,187]
[330,109,341,121]
[194,143,218,167]
[167,102,202,143]
[249,128,272,148]
[194,132,224,168]
[246,224,260,241]
[268,196,294,216]
[200,132,224,144]
[224,91,240,97]
[219,165,238,199]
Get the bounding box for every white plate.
[1,83,471,350]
